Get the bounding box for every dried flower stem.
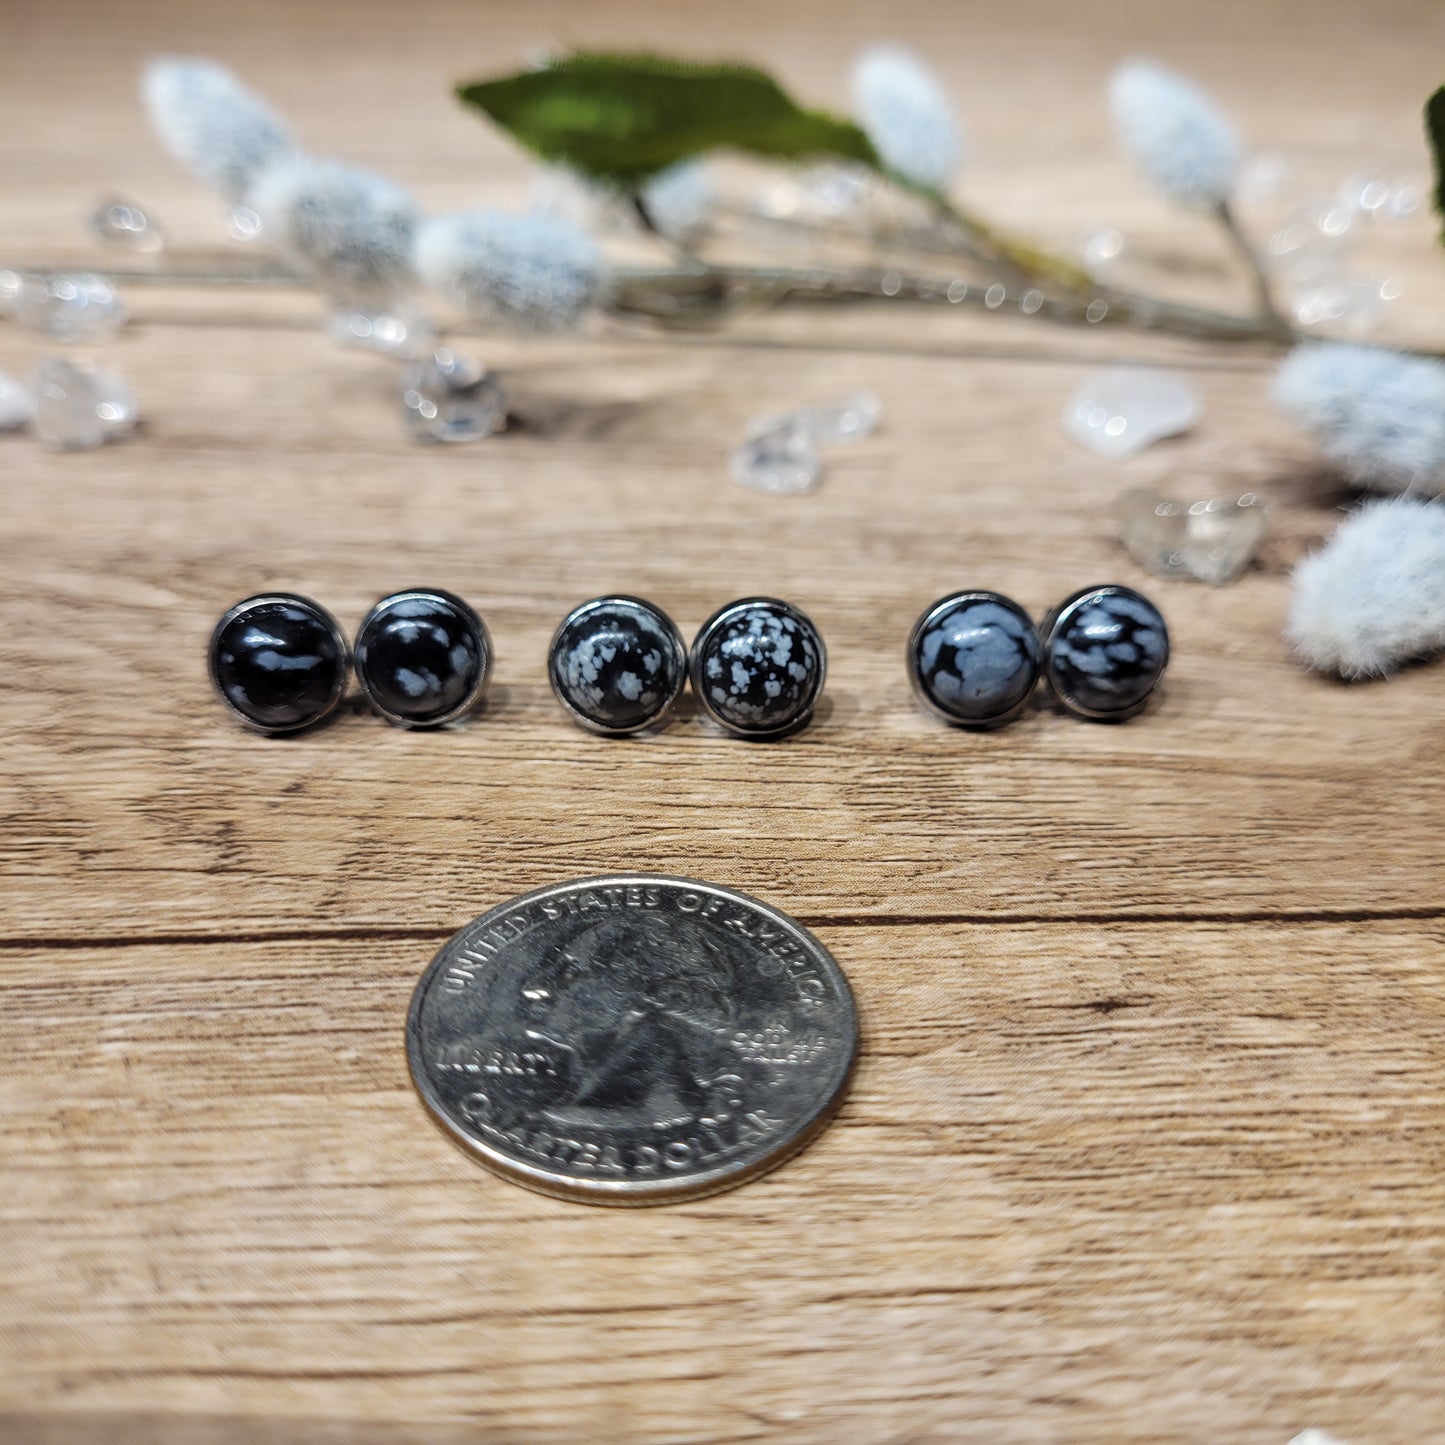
[609,261,1282,342]
[2,254,1287,343]
[1214,200,1292,341]
[726,190,1291,340]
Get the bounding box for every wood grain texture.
[1,0,1443,1441]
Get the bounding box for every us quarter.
[406,875,858,1205]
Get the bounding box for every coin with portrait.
[406,875,858,1204]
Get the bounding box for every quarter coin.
[406,875,858,1205]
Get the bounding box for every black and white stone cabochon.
[1043,586,1169,717]
[548,597,687,733]
[354,590,489,726]
[909,592,1041,725]
[690,599,825,737]
[209,594,348,733]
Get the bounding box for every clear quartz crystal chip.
[89,197,164,253]
[732,392,879,495]
[13,273,126,340]
[0,372,34,431]
[1118,488,1268,586]
[402,348,507,443]
[1063,368,1200,460]
[328,306,437,360]
[31,359,137,450]
[730,420,822,496]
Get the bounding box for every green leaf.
[457,53,880,185]
[1429,86,1445,243]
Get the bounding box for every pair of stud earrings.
[906,584,1170,727]
[550,595,825,739]
[209,589,491,734]
[208,591,827,740]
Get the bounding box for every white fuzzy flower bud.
[1274,343,1445,497]
[1287,498,1445,678]
[852,46,963,192]
[248,156,418,297]
[413,211,605,330]
[142,57,294,201]
[1108,58,1240,208]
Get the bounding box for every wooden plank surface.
[2,0,1443,1440]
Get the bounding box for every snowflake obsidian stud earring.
[1039,584,1170,721]
[548,595,687,736]
[689,597,826,740]
[354,588,491,728]
[907,590,1041,728]
[208,593,350,735]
